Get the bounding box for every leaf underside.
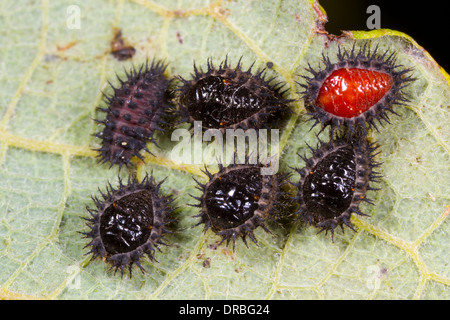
[0,0,448,300]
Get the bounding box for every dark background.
[319,0,448,71]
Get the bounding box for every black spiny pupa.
[191,163,290,250]
[292,134,381,240]
[94,60,174,169]
[81,173,176,277]
[177,57,292,132]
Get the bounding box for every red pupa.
[298,43,415,135]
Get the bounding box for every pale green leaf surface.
[0,0,448,300]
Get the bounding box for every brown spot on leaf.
[202,257,211,268]
[176,31,183,44]
[221,248,234,260]
[57,41,77,51]
[110,29,136,61]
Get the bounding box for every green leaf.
[0,0,448,300]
